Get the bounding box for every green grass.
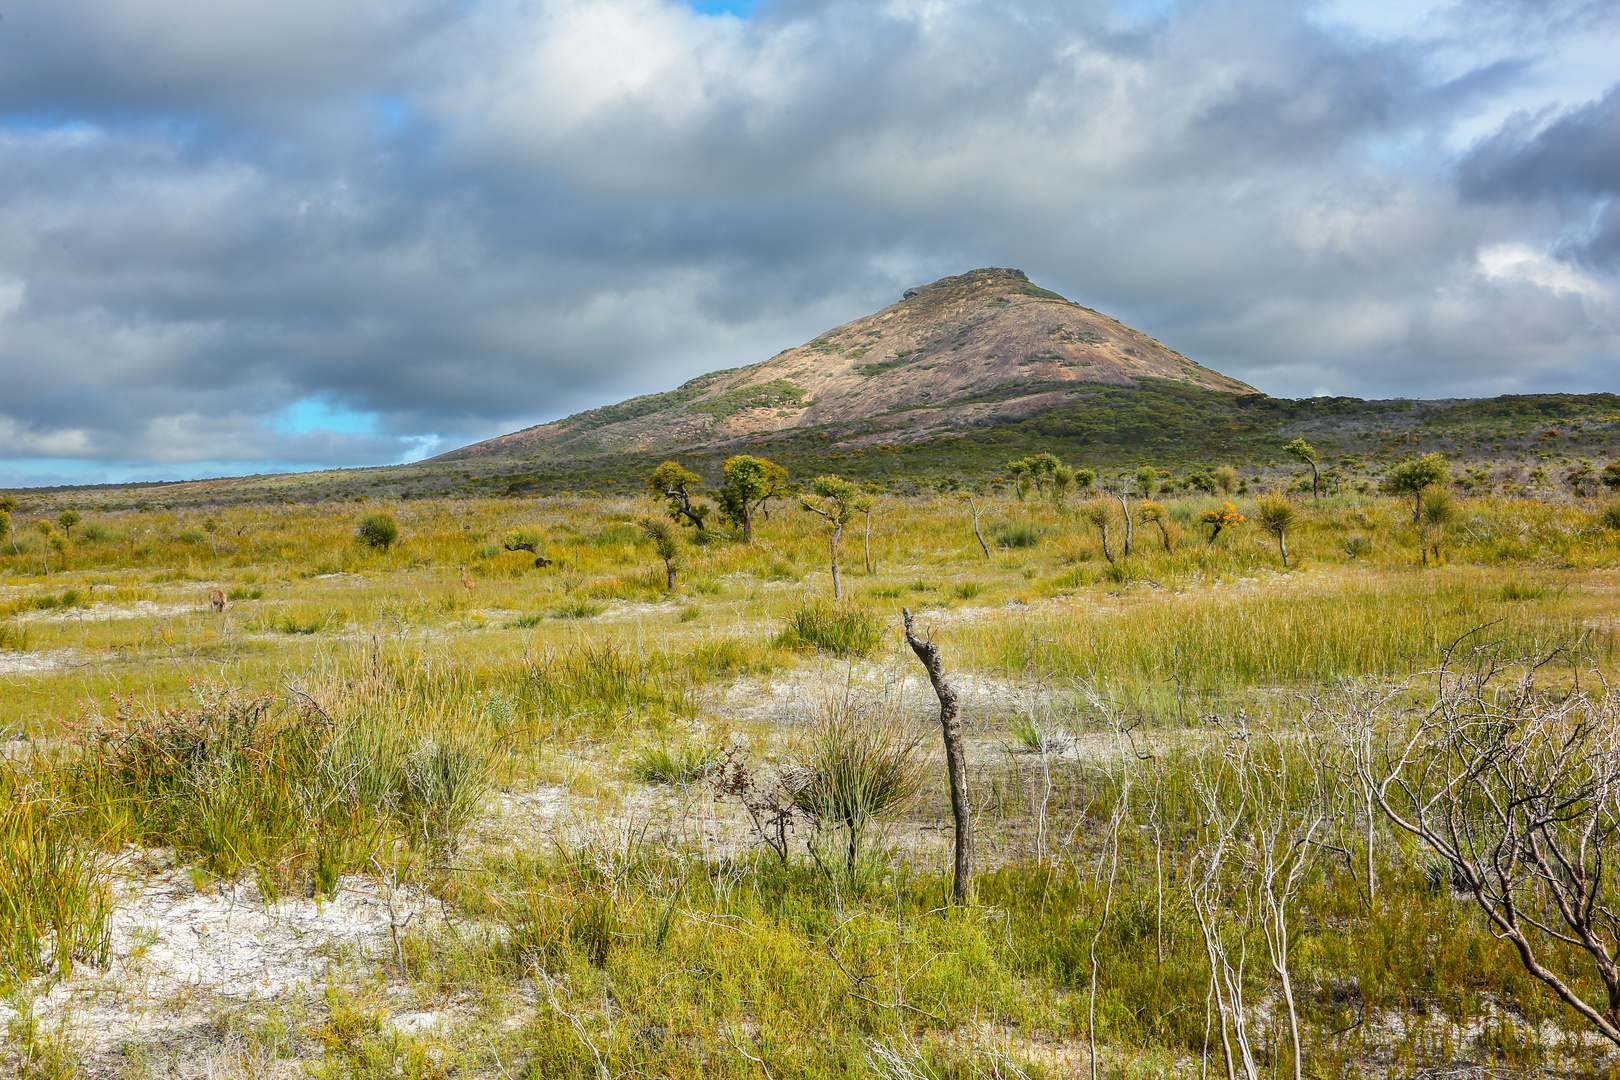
[627,741,718,785]
[2,487,1619,1074]
[775,604,882,658]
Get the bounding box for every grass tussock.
[775,603,882,658]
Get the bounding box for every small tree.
[648,461,710,531]
[1416,484,1457,567]
[1082,499,1116,564]
[963,495,992,560]
[640,518,682,590]
[355,513,399,551]
[715,454,787,542]
[1212,466,1238,495]
[1051,464,1077,508]
[1254,491,1298,567]
[55,509,81,541]
[35,519,52,577]
[1283,439,1320,500]
[1006,459,1031,501]
[202,517,219,558]
[1384,453,1451,523]
[1138,499,1175,553]
[801,475,859,600]
[1200,502,1245,545]
[856,493,876,573]
[1135,466,1159,495]
[0,495,16,555]
[1074,466,1097,494]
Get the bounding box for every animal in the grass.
[207,588,226,612]
[459,564,475,589]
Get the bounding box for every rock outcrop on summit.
[434,268,1253,462]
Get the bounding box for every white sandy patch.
[0,647,79,675]
[7,856,429,1070]
[13,600,197,623]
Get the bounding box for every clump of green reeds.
[775,604,880,658]
[628,741,718,785]
[0,770,111,987]
[991,521,1043,549]
[790,687,926,876]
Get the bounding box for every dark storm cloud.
[1459,84,1620,266]
[1,0,1617,484]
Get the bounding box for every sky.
[1,0,1617,487]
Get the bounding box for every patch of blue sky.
[273,397,380,436]
[684,0,755,18]
[1111,0,1177,24]
[0,458,336,488]
[373,94,411,137]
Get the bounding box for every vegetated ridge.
[433,268,1254,463]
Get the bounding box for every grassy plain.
[2,486,1619,1077]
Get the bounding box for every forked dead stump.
[902,607,974,903]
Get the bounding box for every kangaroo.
[207,588,226,613]
[459,564,475,590]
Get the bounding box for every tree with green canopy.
[1255,491,1299,567]
[1384,453,1451,523]
[647,461,710,531]
[715,454,788,542]
[0,495,15,555]
[1284,439,1321,500]
[55,510,81,540]
[640,518,682,589]
[800,475,860,600]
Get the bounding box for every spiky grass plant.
[627,741,718,785]
[789,686,926,877]
[775,604,880,658]
[0,769,111,987]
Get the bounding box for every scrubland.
[2,488,1619,1078]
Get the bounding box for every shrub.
[790,690,926,875]
[0,771,111,986]
[552,600,605,620]
[1597,503,1620,531]
[355,513,399,551]
[628,742,718,785]
[775,604,881,658]
[990,521,1043,549]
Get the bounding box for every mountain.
[433,268,1253,463]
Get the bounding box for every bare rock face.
[435,267,1254,461]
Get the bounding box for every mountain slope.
[434,267,1253,463]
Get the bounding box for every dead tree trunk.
[903,607,973,903]
[967,496,991,560]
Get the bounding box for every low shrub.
[628,742,718,785]
[775,604,881,658]
[991,521,1044,549]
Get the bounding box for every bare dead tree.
[902,607,973,904]
[964,495,991,560]
[1358,650,1620,1046]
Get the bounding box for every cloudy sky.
[1,0,1617,486]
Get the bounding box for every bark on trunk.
[902,607,973,903]
[1116,492,1132,557]
[830,524,843,600]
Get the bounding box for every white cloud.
[0,0,1618,481]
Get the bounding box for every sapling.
[35,519,51,577]
[1254,491,1298,567]
[647,461,710,531]
[1284,438,1320,500]
[639,517,682,590]
[800,475,859,600]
